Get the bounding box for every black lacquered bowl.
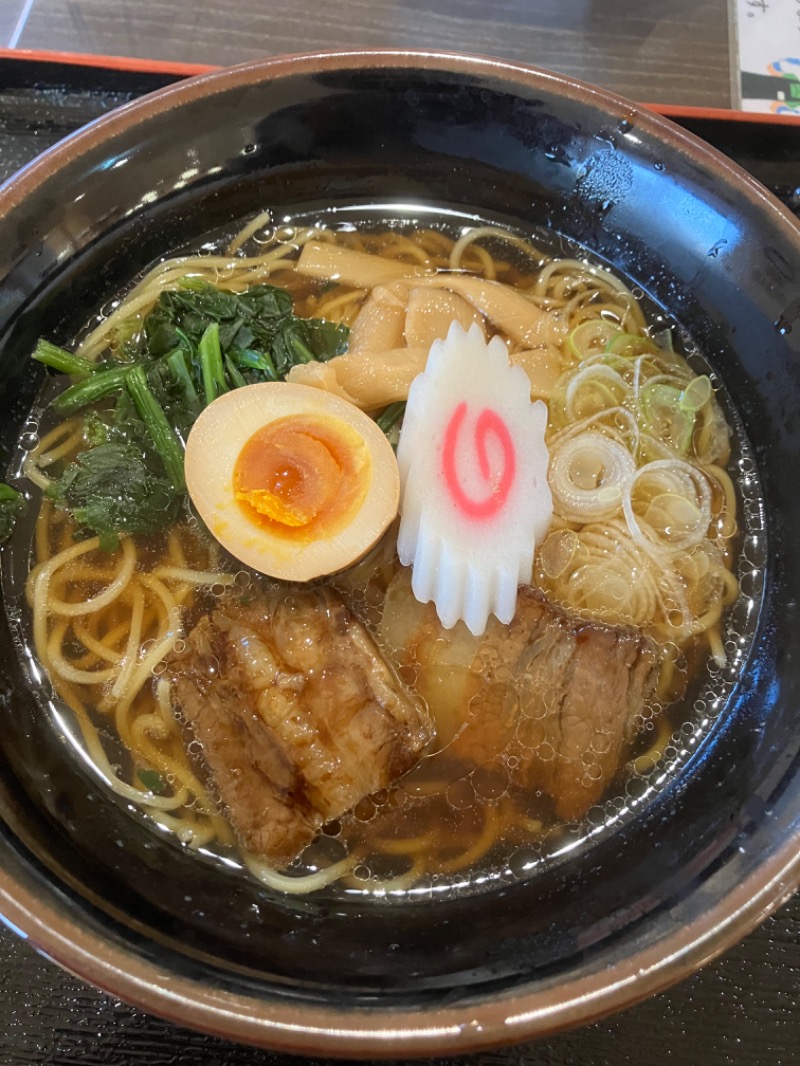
[0,51,799,1057]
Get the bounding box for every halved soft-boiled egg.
[185,383,400,581]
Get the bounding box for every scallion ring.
[549,430,636,522]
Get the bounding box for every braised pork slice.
[381,573,658,821]
[489,588,658,821]
[168,587,433,867]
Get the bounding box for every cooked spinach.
[32,278,349,546]
[46,442,182,551]
[137,768,168,794]
[137,280,348,380]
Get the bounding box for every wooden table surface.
[0,3,798,1065]
[3,0,734,109]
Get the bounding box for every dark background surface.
[0,55,799,1066]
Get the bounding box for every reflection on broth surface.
[0,205,765,900]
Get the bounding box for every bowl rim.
[3,820,798,1055]
[1,46,800,1057]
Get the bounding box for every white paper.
[733,0,800,114]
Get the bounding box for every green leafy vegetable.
[32,339,96,377]
[46,441,182,551]
[0,483,24,543]
[137,768,167,794]
[376,401,406,450]
[139,280,348,380]
[31,278,351,547]
[125,365,186,492]
[198,321,227,405]
[52,365,131,414]
[640,382,694,456]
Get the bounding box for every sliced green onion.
[651,327,675,352]
[605,333,658,358]
[622,459,712,558]
[548,430,636,523]
[640,382,694,455]
[564,363,629,422]
[567,320,621,361]
[642,492,703,540]
[679,375,712,413]
[539,528,579,580]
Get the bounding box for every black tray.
[0,52,798,1066]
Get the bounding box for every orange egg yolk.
[233,413,371,541]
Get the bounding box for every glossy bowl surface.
[1,50,799,1057]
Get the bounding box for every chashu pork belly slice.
[168,587,433,868]
[382,573,658,822]
[499,588,659,821]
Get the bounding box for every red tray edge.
[0,46,217,79]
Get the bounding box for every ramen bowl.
[0,51,799,1057]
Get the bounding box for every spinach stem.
[235,348,277,380]
[376,401,406,435]
[288,333,316,364]
[224,354,247,389]
[166,348,199,405]
[52,366,131,413]
[32,339,98,377]
[199,322,226,405]
[126,365,186,491]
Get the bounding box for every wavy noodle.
[225,208,273,254]
[352,861,427,896]
[313,287,368,324]
[154,566,237,587]
[45,535,137,618]
[632,714,674,776]
[110,584,145,699]
[435,803,504,875]
[73,617,124,664]
[23,419,84,489]
[244,853,355,895]
[28,498,231,841]
[448,225,547,273]
[529,257,646,333]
